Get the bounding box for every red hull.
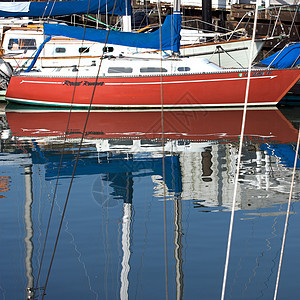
[5,68,300,108]
[6,108,299,144]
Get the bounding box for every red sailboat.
[4,11,300,108]
[5,57,300,108]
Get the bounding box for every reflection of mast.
[24,165,34,299]
[174,196,184,300]
[120,176,133,300]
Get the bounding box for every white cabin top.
[21,56,224,77]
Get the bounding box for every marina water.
[0,105,299,299]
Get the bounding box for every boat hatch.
[140,67,168,73]
[108,67,133,73]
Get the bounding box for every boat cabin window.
[55,47,66,53]
[108,67,133,73]
[177,67,190,72]
[103,46,114,53]
[79,47,90,54]
[8,38,37,50]
[140,67,168,73]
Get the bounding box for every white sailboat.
[0,0,275,71]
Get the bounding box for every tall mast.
[174,0,180,12]
[122,0,131,32]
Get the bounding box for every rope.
[156,2,169,299]
[208,45,244,68]
[34,0,97,293]
[273,128,300,300]
[41,1,51,20]
[40,0,118,298]
[221,2,260,299]
[34,71,80,292]
[85,14,119,30]
[287,4,300,39]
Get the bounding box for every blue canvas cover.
[0,0,131,17]
[43,13,182,52]
[260,43,300,68]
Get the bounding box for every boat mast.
[122,0,131,32]
[174,0,180,12]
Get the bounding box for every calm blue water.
[0,106,299,299]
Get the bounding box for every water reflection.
[3,106,299,209]
[24,165,34,299]
[0,106,299,299]
[4,106,300,143]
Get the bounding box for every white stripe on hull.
[20,80,64,85]
[19,75,277,86]
[6,97,278,108]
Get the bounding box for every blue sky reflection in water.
[0,106,299,300]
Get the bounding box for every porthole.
[55,47,66,53]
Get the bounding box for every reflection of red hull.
[5,68,300,108]
[5,108,299,144]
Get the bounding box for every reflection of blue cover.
[0,0,131,17]
[260,43,300,68]
[260,144,300,168]
[33,150,183,197]
[44,13,182,52]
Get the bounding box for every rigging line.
[156,2,168,300]
[34,54,81,289]
[34,4,94,293]
[34,89,76,292]
[258,38,286,61]
[221,1,259,300]
[42,1,51,20]
[287,4,299,38]
[41,1,119,299]
[47,1,57,21]
[227,13,249,41]
[290,3,300,40]
[273,128,300,300]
